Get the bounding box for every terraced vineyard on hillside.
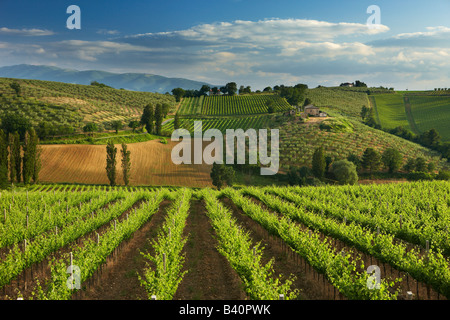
[177,94,292,116]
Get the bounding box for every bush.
[331,160,358,185]
[406,172,434,181]
[436,170,450,180]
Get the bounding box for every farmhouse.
[304,104,320,116]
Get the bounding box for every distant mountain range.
[0,64,216,93]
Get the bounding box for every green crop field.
[408,95,450,141]
[176,94,291,117]
[162,114,285,135]
[177,96,204,115]
[371,93,411,130]
[369,91,450,142]
[1,181,450,300]
[304,87,370,119]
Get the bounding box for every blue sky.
[1,0,450,90]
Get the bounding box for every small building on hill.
[304,105,320,116]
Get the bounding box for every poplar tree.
[22,129,38,184]
[312,146,326,179]
[13,132,21,183]
[154,103,163,136]
[173,113,181,130]
[121,143,131,186]
[32,133,42,183]
[106,140,117,186]
[8,133,16,183]
[0,130,8,189]
[140,104,154,134]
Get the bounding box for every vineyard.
[0,181,449,300]
[162,114,286,135]
[370,92,450,142]
[177,95,292,116]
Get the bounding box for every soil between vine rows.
[220,197,335,300]
[172,200,247,300]
[242,194,447,300]
[74,199,172,300]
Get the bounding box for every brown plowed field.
[39,139,213,187]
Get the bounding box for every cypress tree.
[8,133,16,183]
[13,132,21,183]
[0,130,8,189]
[121,143,131,186]
[173,113,181,130]
[32,133,42,183]
[140,104,154,134]
[106,140,117,186]
[154,103,163,136]
[22,129,37,185]
[312,146,326,179]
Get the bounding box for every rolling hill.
[0,64,215,93]
[371,91,450,142]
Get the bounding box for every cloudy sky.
[1,0,450,90]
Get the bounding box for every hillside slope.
[0,64,215,93]
[0,77,176,131]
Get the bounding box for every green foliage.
[199,95,291,116]
[406,171,434,181]
[171,88,185,102]
[0,112,32,140]
[278,84,307,106]
[140,104,154,134]
[83,123,98,136]
[154,104,163,136]
[106,140,117,186]
[361,148,382,173]
[128,120,140,132]
[139,190,190,300]
[90,81,113,89]
[319,118,353,133]
[0,130,8,189]
[22,129,39,185]
[312,146,326,179]
[111,120,123,134]
[120,143,131,186]
[9,81,21,96]
[331,159,358,185]
[210,163,235,190]
[381,148,403,174]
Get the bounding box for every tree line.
[105,141,131,187]
[0,127,41,189]
[288,145,449,186]
[171,83,309,107]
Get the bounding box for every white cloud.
[2,18,450,90]
[0,27,54,36]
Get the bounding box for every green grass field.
[408,95,450,142]
[370,92,450,141]
[371,93,411,130]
